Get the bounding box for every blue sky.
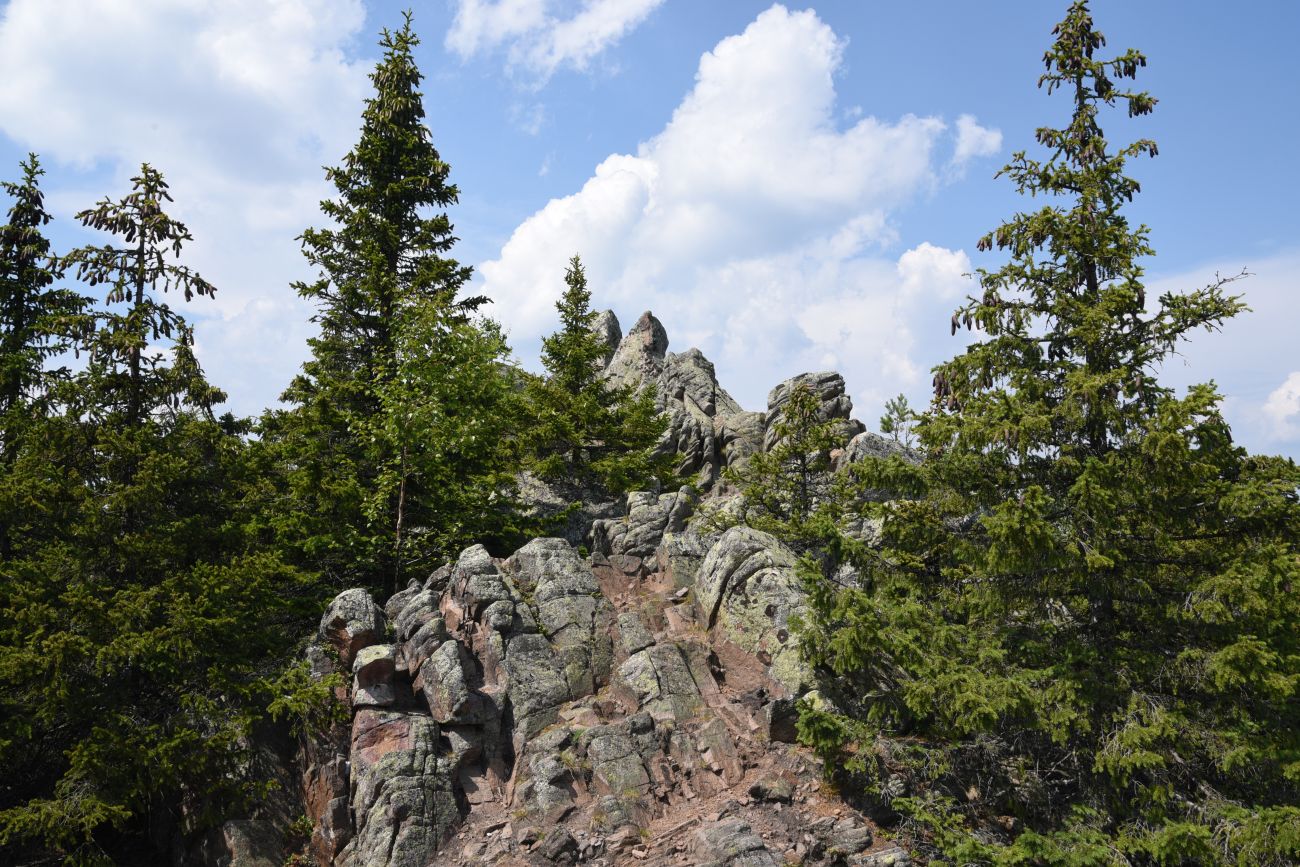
[1,0,1297,456]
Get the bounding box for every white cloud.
[475,4,995,421]
[1145,250,1300,456]
[949,113,1002,175]
[0,0,370,416]
[446,0,664,80]
[1263,371,1300,440]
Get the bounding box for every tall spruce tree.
[0,155,90,465]
[797,3,1300,863]
[262,12,488,596]
[527,255,672,496]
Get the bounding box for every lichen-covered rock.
[504,538,614,697]
[616,612,655,656]
[720,410,765,468]
[351,644,398,708]
[660,347,743,419]
[592,309,622,368]
[592,487,697,560]
[696,527,811,694]
[617,642,702,720]
[836,429,919,469]
[319,588,386,671]
[604,310,668,391]
[339,710,459,867]
[416,639,483,724]
[586,726,652,798]
[764,371,865,452]
[691,818,782,867]
[827,817,874,857]
[503,632,572,743]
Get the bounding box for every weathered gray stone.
[747,775,794,803]
[836,430,919,469]
[604,310,668,391]
[352,644,398,708]
[384,580,423,621]
[504,538,614,696]
[586,727,652,799]
[417,639,487,724]
[340,710,459,867]
[319,588,387,671]
[503,632,571,742]
[660,348,742,419]
[193,819,282,867]
[617,642,702,720]
[593,309,622,368]
[828,817,874,856]
[696,527,811,694]
[691,819,781,867]
[538,827,581,864]
[695,716,744,786]
[764,371,865,452]
[616,612,655,656]
[720,410,765,468]
[592,487,697,560]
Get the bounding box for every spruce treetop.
[933,0,1245,460]
[297,10,480,331]
[59,164,222,424]
[0,154,90,431]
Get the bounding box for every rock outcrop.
[764,371,865,452]
[280,311,916,867]
[601,311,760,486]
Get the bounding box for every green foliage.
[718,383,851,550]
[366,305,534,574]
[793,3,1300,864]
[0,155,92,468]
[59,164,224,428]
[879,393,916,450]
[260,13,508,596]
[526,255,672,496]
[0,169,316,864]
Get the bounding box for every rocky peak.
[592,309,622,368]
[604,311,668,391]
[255,314,914,867]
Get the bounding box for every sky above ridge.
[1,0,1297,456]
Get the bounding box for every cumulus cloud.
[1263,372,1300,440]
[446,0,664,80]
[949,113,1002,176]
[0,0,370,415]
[475,4,996,419]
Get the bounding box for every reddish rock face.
[350,709,416,768]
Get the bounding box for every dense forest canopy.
[0,3,1295,865]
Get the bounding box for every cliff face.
[217,312,912,867]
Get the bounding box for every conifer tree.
[720,383,849,551]
[527,255,672,495]
[0,168,311,864]
[262,12,488,595]
[0,155,90,466]
[59,164,222,430]
[797,4,1300,863]
[367,305,531,580]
